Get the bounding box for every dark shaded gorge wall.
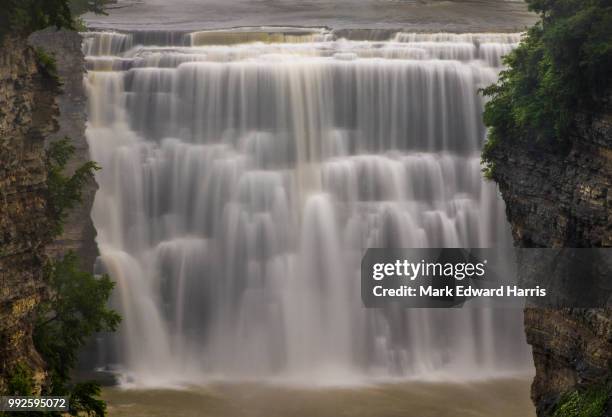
[0,33,57,393]
[489,99,612,415]
[0,29,94,392]
[30,29,98,269]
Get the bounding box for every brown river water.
[103,377,535,417]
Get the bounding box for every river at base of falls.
[102,377,536,417]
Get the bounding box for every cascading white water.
[83,29,532,386]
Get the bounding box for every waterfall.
[84,29,531,386]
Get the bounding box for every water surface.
[85,0,536,31]
[103,377,536,417]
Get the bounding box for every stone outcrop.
[489,100,612,416]
[0,28,94,393]
[525,309,611,415]
[0,34,59,393]
[493,107,612,248]
[29,29,98,270]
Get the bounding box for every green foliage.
[68,381,107,417]
[46,138,100,237]
[34,47,59,81]
[41,139,118,416]
[481,0,612,177]
[0,139,111,416]
[35,253,121,386]
[553,385,610,417]
[0,0,73,37]
[24,138,119,416]
[0,253,121,417]
[0,0,117,406]
[69,0,115,17]
[2,364,35,417]
[0,0,112,39]
[34,252,120,416]
[73,17,88,32]
[6,363,34,396]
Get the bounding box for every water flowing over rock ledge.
[83,30,532,385]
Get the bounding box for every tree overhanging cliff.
[481,1,612,416]
[482,0,612,178]
[0,0,114,39]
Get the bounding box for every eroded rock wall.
[29,29,98,270]
[0,34,59,393]
[490,100,612,415]
[0,28,94,393]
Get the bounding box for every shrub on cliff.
[3,139,121,417]
[0,0,112,38]
[69,0,115,16]
[41,139,120,416]
[46,138,100,238]
[4,253,119,417]
[0,0,72,36]
[552,385,610,417]
[35,252,120,417]
[481,0,612,177]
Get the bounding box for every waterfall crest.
[84,30,531,386]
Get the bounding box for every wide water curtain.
[84,30,531,385]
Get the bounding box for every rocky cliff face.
[0,34,59,393]
[490,102,612,415]
[0,29,93,393]
[29,29,98,270]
